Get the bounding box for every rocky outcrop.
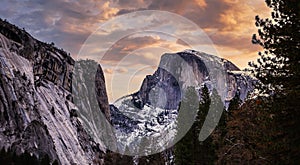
[131,50,254,110]
[110,50,254,155]
[0,19,74,92]
[135,52,210,110]
[0,19,104,164]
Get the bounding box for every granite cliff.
[0,19,105,164]
[110,50,254,155]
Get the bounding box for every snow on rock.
[109,50,255,155]
[132,50,254,110]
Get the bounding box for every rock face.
[135,52,209,110]
[72,59,116,152]
[0,19,104,164]
[95,65,111,121]
[0,19,74,92]
[110,50,254,155]
[130,50,253,110]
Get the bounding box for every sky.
[0,0,271,102]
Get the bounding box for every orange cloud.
[2,0,271,70]
[104,68,114,74]
[208,0,271,68]
[104,67,128,74]
[99,2,119,20]
[195,0,207,8]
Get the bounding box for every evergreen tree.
[203,88,225,135]
[0,147,44,165]
[174,86,199,165]
[194,85,215,165]
[104,150,134,165]
[212,1,299,164]
[242,0,300,163]
[228,91,241,111]
[176,86,199,136]
[119,146,134,165]
[138,152,165,165]
[249,0,300,93]
[175,85,218,165]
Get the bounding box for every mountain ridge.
[0,18,255,164]
[108,49,254,156]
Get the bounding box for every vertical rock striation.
[0,19,105,164]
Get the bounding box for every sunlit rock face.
[0,19,104,164]
[129,50,253,111]
[136,52,209,110]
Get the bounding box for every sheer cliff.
[111,50,254,155]
[0,19,105,164]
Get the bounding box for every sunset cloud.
[102,35,163,62]
[104,68,114,74]
[0,0,271,100]
[104,67,128,74]
[0,0,270,69]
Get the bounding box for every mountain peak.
[110,50,254,154]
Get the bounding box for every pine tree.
[175,85,218,165]
[247,1,300,163]
[174,86,199,165]
[249,0,300,93]
[40,154,51,165]
[202,88,225,136]
[194,85,215,165]
[228,91,241,111]
[138,152,165,165]
[119,146,134,165]
[176,86,199,136]
[196,85,210,132]
[214,1,299,163]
